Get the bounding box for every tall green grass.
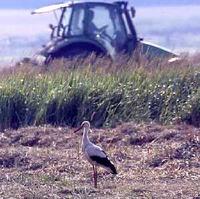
[0,58,200,130]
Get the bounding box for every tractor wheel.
[47,46,105,65]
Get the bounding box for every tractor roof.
[32,1,128,14]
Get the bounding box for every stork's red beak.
[74,125,83,133]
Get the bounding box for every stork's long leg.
[92,165,98,188]
[94,165,97,188]
[92,165,96,188]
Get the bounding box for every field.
[0,57,199,198]
[0,123,199,198]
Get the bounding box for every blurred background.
[0,0,200,65]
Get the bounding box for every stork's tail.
[109,161,117,174]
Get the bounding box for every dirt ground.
[0,122,199,199]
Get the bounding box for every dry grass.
[0,123,199,198]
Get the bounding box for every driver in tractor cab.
[86,9,110,41]
[86,9,98,35]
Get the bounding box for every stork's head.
[74,121,90,133]
[81,121,90,129]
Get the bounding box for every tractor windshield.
[59,3,127,49]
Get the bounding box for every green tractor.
[31,1,178,65]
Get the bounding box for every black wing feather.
[90,155,117,174]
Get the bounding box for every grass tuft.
[0,55,200,130]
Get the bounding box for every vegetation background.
[0,57,200,130]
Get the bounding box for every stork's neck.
[82,127,91,150]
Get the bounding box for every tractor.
[31,1,178,65]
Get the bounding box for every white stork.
[74,121,117,188]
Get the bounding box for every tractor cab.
[32,1,138,64]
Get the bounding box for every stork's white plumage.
[74,121,117,188]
